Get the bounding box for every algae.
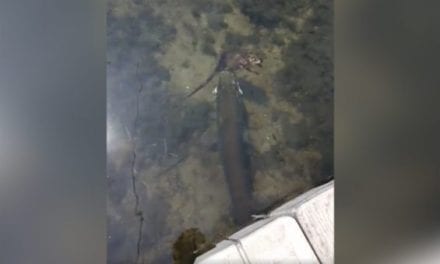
[107,0,333,262]
[172,228,214,264]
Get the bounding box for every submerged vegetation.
[223,31,260,52]
[237,0,331,30]
[274,0,333,183]
[172,228,214,264]
[107,0,333,262]
[107,5,176,71]
[191,0,233,15]
[166,100,213,155]
[207,14,228,32]
[237,0,287,28]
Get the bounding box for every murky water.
[107,0,333,263]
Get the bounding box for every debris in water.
[172,228,214,264]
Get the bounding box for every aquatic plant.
[182,21,196,39]
[172,228,214,264]
[201,41,217,57]
[283,118,311,149]
[200,31,217,57]
[107,4,176,69]
[271,34,285,46]
[210,2,233,14]
[192,0,233,14]
[202,31,216,44]
[165,100,213,152]
[274,0,333,107]
[181,60,190,68]
[207,14,228,32]
[237,0,331,31]
[272,0,333,180]
[191,8,201,19]
[223,32,259,52]
[237,0,284,28]
[190,0,233,35]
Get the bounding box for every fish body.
[216,71,253,225]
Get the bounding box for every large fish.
[216,71,254,225]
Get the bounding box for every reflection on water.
[107,0,333,263]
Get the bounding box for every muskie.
[217,71,254,225]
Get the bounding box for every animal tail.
[186,52,227,98]
[186,71,217,98]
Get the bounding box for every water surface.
[107,0,333,263]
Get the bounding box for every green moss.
[172,228,214,264]
[215,2,233,13]
[137,7,176,48]
[224,32,243,47]
[199,31,216,56]
[193,0,233,14]
[284,20,297,32]
[282,118,311,149]
[181,60,190,68]
[236,0,284,28]
[254,144,287,171]
[207,14,228,32]
[182,22,196,38]
[192,39,198,49]
[201,41,217,57]
[272,34,285,46]
[274,5,334,174]
[236,0,331,31]
[202,31,216,44]
[107,5,176,68]
[166,101,213,150]
[224,32,246,51]
[191,8,201,19]
[223,32,259,52]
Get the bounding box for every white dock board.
[270,180,333,217]
[194,240,245,264]
[296,185,334,264]
[271,180,334,263]
[195,181,334,264]
[229,216,319,264]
